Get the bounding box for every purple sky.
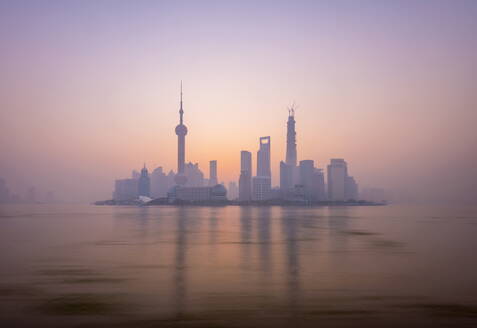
[0,0,476,202]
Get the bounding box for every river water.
[1,204,476,327]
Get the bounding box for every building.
[286,105,297,166]
[169,184,227,202]
[132,170,140,179]
[253,137,272,201]
[174,82,188,186]
[0,178,10,203]
[26,187,36,203]
[257,136,271,177]
[281,107,299,192]
[361,187,386,203]
[345,176,359,201]
[185,162,204,187]
[327,159,352,201]
[299,160,315,201]
[113,178,138,201]
[239,150,252,201]
[209,160,218,186]
[252,176,272,201]
[280,161,293,192]
[227,181,238,200]
[312,168,326,201]
[138,164,151,197]
[151,167,176,198]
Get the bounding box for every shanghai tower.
[280,106,297,192]
[174,82,188,186]
[285,106,297,166]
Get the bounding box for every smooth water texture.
[1,204,477,327]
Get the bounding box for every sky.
[0,0,476,203]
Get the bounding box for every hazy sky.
[0,0,476,203]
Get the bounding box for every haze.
[0,0,476,203]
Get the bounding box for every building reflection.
[173,206,188,318]
[280,208,301,312]
[257,206,272,274]
[240,206,253,271]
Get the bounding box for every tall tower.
[175,82,188,186]
[280,106,297,193]
[285,105,297,167]
[253,137,271,201]
[327,159,348,201]
[257,136,271,177]
[239,151,252,201]
[209,160,218,186]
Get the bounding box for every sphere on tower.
[175,124,188,136]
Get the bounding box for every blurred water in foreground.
[0,204,476,327]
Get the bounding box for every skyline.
[0,1,476,203]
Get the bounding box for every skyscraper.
[174,82,188,186]
[280,161,293,192]
[257,136,271,177]
[227,181,238,200]
[253,137,271,201]
[113,178,138,201]
[138,164,151,197]
[327,159,348,201]
[151,166,172,198]
[286,106,297,167]
[280,108,298,192]
[209,160,218,186]
[184,162,204,187]
[312,168,326,201]
[299,160,315,201]
[239,150,252,201]
[345,176,359,200]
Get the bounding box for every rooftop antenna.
[179,80,184,124]
[287,101,298,117]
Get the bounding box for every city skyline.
[107,84,360,204]
[0,1,476,203]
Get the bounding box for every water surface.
[1,204,476,327]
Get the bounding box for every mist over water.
[1,204,477,327]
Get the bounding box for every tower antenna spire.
[288,101,298,117]
[179,80,184,125]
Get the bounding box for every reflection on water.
[1,204,477,327]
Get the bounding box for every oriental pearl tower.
[174,82,188,186]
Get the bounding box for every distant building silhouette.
[253,137,271,200]
[132,170,140,179]
[113,178,138,201]
[257,136,271,177]
[286,106,297,167]
[299,160,315,201]
[280,108,299,192]
[151,167,176,198]
[345,176,359,200]
[327,159,347,201]
[327,159,357,201]
[280,161,293,192]
[138,164,151,197]
[209,160,218,186]
[168,184,227,202]
[26,187,36,203]
[185,162,204,187]
[239,150,252,201]
[174,82,188,186]
[312,168,326,201]
[0,178,10,203]
[228,181,238,200]
[45,191,55,203]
